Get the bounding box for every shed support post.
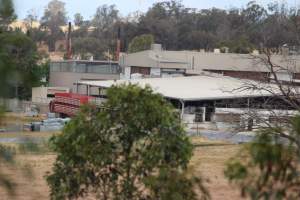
[86,85,90,96]
[202,107,206,122]
[179,99,185,121]
[76,82,79,94]
[247,98,250,110]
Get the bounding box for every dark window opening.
[205,107,214,122]
[47,94,55,98]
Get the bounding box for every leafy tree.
[36,0,300,55]
[92,4,119,31]
[145,167,210,200]
[225,116,300,199]
[260,2,296,49]
[24,9,38,29]
[0,144,17,195]
[24,9,48,44]
[0,105,5,126]
[138,0,183,50]
[119,20,139,51]
[73,13,84,26]
[0,0,16,32]
[219,37,254,54]
[47,84,209,200]
[27,27,48,43]
[0,31,43,99]
[184,31,217,51]
[128,34,154,53]
[40,0,67,51]
[89,4,120,59]
[0,2,38,196]
[72,37,107,59]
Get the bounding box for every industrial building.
[119,44,300,82]
[39,42,300,126]
[75,74,297,131]
[49,60,120,92]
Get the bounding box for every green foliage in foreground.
[0,0,16,32]
[0,31,44,99]
[225,116,300,200]
[0,106,5,126]
[47,84,209,200]
[0,142,41,197]
[0,145,16,195]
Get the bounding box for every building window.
[50,61,120,74]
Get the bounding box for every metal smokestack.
[66,22,72,59]
[116,26,121,61]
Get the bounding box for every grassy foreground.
[0,135,242,200]
[0,114,242,199]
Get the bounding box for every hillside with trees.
[20,0,300,59]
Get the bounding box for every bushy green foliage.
[225,116,300,199]
[40,0,67,51]
[47,84,208,200]
[145,167,210,200]
[0,105,5,125]
[73,13,84,26]
[0,144,16,195]
[0,142,41,196]
[72,37,107,60]
[218,37,255,54]
[0,0,16,32]
[128,34,154,53]
[0,0,47,99]
[0,31,43,99]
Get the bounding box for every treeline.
[25,0,300,58]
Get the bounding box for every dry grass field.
[0,113,244,199]
[0,136,243,200]
[190,142,242,199]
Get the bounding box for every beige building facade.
[120,44,300,82]
[49,60,120,92]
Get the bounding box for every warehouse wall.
[204,70,270,81]
[49,71,119,91]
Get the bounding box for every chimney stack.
[116,26,121,61]
[66,22,72,59]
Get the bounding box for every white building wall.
[124,67,131,79]
[32,87,69,103]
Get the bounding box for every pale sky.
[14,0,300,20]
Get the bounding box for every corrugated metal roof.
[78,75,283,101]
